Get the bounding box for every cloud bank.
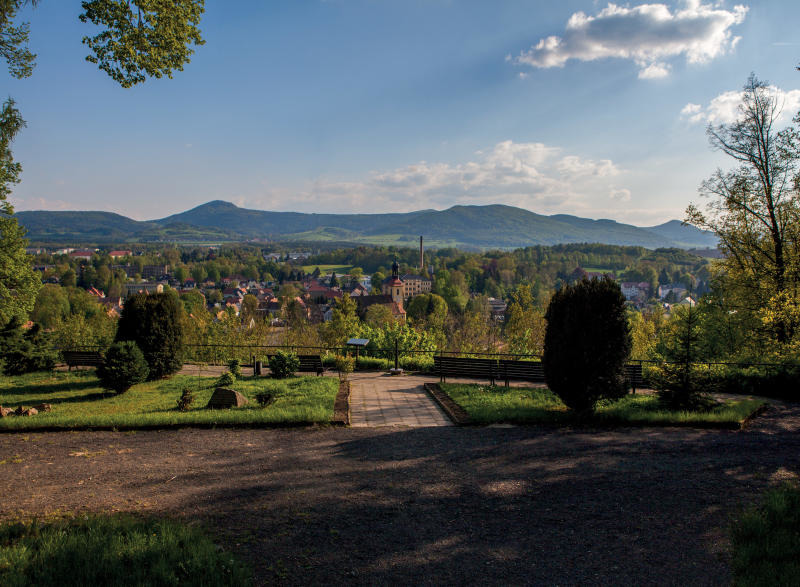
[682,85,800,124]
[242,141,635,220]
[511,1,748,79]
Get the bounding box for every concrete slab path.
[348,372,452,427]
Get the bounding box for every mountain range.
[15,200,718,250]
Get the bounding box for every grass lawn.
[731,483,800,586]
[440,383,765,428]
[300,263,354,274]
[0,514,250,586]
[0,370,339,431]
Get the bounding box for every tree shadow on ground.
[0,377,101,396]
[118,424,800,585]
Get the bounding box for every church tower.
[386,259,404,306]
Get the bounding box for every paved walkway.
[348,372,452,427]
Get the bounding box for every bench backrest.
[434,356,497,376]
[62,351,104,366]
[499,360,545,382]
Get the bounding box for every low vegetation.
[0,371,338,430]
[731,483,800,586]
[0,514,250,586]
[440,383,763,428]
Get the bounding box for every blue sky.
[5,0,800,224]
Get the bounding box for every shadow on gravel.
[4,408,799,585]
[125,424,799,585]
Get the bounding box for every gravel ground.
[0,403,799,585]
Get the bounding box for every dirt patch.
[0,405,799,585]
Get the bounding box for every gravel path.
[0,404,798,585]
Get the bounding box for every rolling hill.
[15,201,718,250]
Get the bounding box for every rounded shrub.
[115,292,184,380]
[97,341,149,394]
[227,358,242,378]
[268,351,300,379]
[543,277,631,418]
[216,371,235,387]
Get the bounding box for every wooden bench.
[499,360,545,386]
[626,363,644,393]
[434,356,498,385]
[62,350,104,370]
[266,354,325,376]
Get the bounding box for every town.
[1,1,798,585]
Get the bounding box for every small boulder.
[0,407,13,418]
[207,387,249,409]
[18,407,38,417]
[33,403,52,413]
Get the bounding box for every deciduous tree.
[686,75,800,343]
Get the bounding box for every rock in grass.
[0,406,13,418]
[34,403,52,413]
[15,407,38,417]
[207,388,248,409]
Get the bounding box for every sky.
[5,0,800,225]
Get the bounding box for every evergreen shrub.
[97,341,149,394]
[543,277,631,417]
[176,388,195,411]
[115,293,184,380]
[0,320,56,376]
[227,358,242,378]
[268,351,300,379]
[216,371,235,387]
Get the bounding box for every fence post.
[394,339,399,371]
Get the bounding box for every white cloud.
[609,188,632,202]
[242,141,632,219]
[638,62,670,79]
[682,86,800,124]
[511,1,748,79]
[681,102,702,116]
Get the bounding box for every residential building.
[69,250,94,261]
[123,282,164,298]
[621,282,651,302]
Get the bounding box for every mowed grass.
[0,514,250,586]
[0,370,339,430]
[300,264,353,274]
[731,483,800,586]
[440,383,765,428]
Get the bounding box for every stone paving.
[348,372,452,427]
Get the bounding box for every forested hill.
[16,201,718,250]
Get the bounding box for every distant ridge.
[15,201,718,250]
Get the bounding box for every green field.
[440,383,764,428]
[0,371,339,430]
[300,264,354,274]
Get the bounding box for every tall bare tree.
[686,74,800,343]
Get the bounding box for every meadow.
[0,371,339,431]
[440,383,765,428]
